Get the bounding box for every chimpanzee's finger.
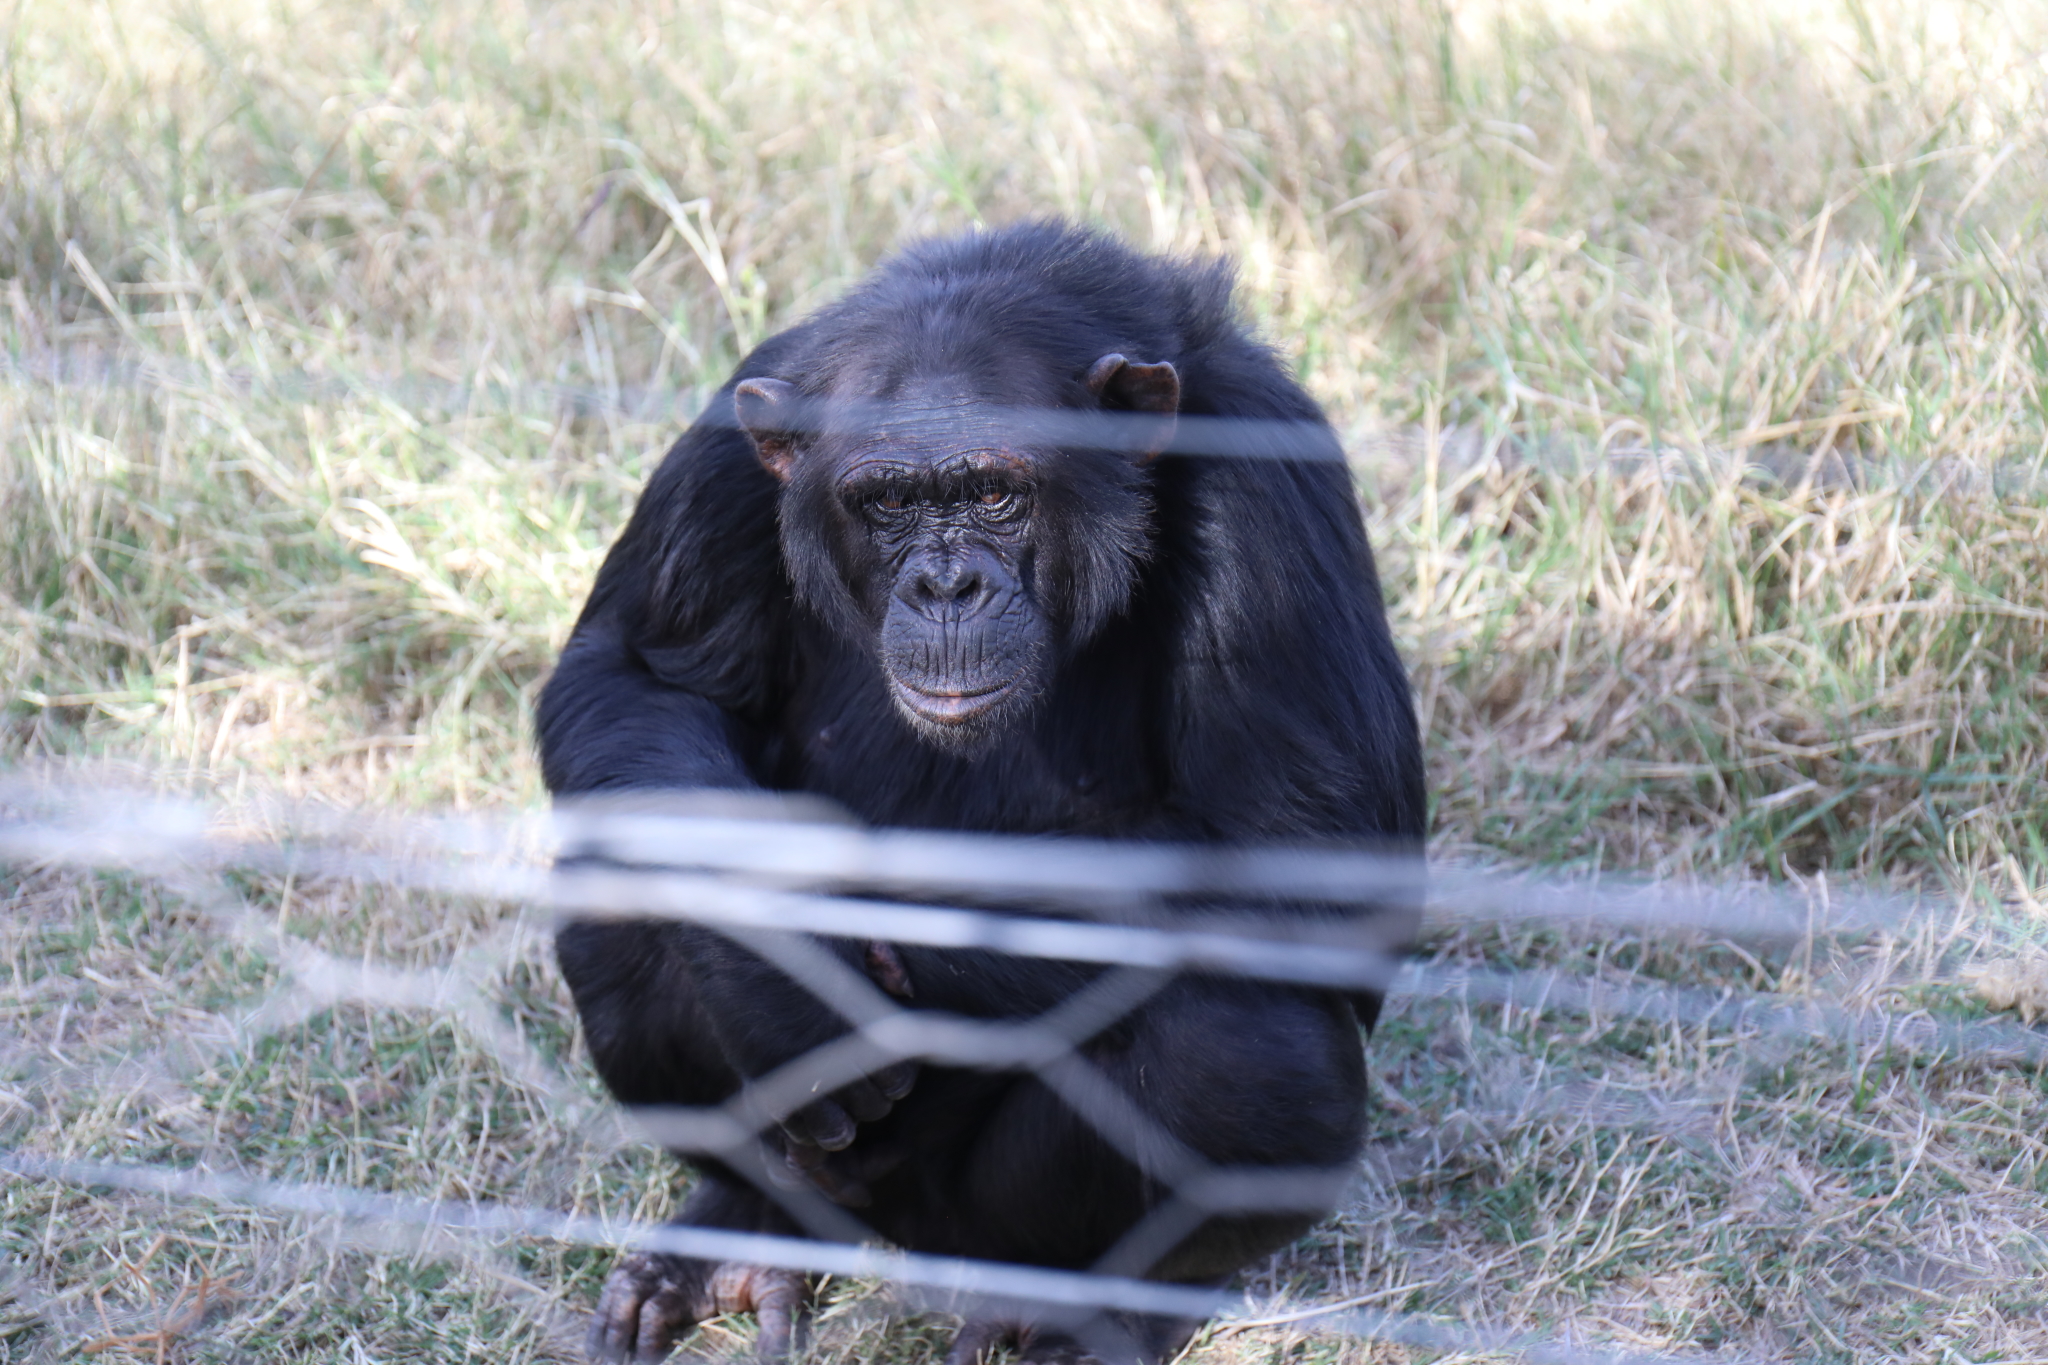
[874,1061,918,1101]
[751,1277,803,1361]
[802,1163,873,1208]
[944,1320,1019,1365]
[704,1263,808,1362]
[836,1077,893,1123]
[784,1141,829,1172]
[772,1142,873,1207]
[585,1252,701,1363]
[783,1099,856,1151]
[862,940,915,998]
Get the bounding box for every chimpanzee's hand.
[770,939,917,1205]
[772,1070,916,1206]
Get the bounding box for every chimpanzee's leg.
[559,920,810,1363]
[557,919,742,1110]
[939,977,1368,1365]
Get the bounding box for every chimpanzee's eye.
[856,489,921,532]
[974,485,1024,521]
[856,487,917,527]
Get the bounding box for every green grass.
[5,0,2048,1359]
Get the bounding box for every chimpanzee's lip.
[891,677,1016,725]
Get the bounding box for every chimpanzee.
[537,221,1425,1365]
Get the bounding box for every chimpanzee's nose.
[903,560,987,612]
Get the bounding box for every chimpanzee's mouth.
[890,677,1017,726]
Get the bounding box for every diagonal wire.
[6,782,2041,1365]
[0,1149,1744,1365]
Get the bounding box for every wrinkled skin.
[833,430,1053,744]
[734,353,1177,750]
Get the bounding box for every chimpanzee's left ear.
[1085,353,1180,464]
[734,378,801,482]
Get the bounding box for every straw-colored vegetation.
[4,0,2047,1360]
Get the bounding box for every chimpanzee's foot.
[1015,1330,1101,1365]
[944,1320,1021,1365]
[586,1254,805,1363]
[943,1320,1110,1365]
[943,1314,1203,1365]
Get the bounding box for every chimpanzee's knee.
[895,977,1368,1279]
[556,918,740,1109]
[1113,977,1368,1172]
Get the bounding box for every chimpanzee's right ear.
[1085,354,1180,463]
[734,378,800,482]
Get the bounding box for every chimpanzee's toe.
[944,1319,1021,1365]
[584,1255,806,1363]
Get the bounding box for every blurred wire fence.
[8,1,2048,1350]
[3,775,2038,1363]
[6,346,2046,1361]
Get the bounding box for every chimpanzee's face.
[735,356,1177,751]
[828,425,1050,744]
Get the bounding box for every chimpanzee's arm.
[540,628,898,1130]
[537,622,760,794]
[534,345,919,1128]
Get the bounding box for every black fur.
[538,222,1424,1363]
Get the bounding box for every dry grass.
[4,0,2048,1360]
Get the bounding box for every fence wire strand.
[2,779,2041,1364]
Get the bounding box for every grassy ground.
[4,0,2048,1359]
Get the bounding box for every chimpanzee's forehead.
[823,398,1044,477]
